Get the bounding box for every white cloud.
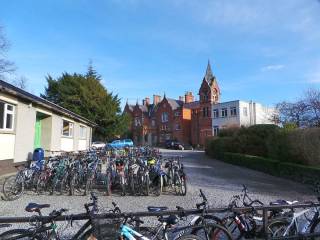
[261,64,284,72]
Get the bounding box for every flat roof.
[0,80,96,127]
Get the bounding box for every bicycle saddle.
[25,203,50,212]
[147,206,168,212]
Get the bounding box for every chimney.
[142,97,150,106]
[179,96,184,102]
[153,95,161,105]
[184,91,194,103]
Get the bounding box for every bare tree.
[0,25,15,78]
[305,88,320,127]
[12,75,28,90]
[276,88,320,128]
[276,100,308,127]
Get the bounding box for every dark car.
[173,142,194,150]
[165,140,176,149]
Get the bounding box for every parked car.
[173,142,194,151]
[91,141,105,149]
[106,139,134,149]
[165,140,177,149]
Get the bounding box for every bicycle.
[0,203,68,239]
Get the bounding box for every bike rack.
[1,203,320,239]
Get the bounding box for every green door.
[34,117,42,148]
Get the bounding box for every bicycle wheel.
[180,176,187,196]
[2,175,24,201]
[308,217,320,240]
[267,219,293,238]
[155,175,163,196]
[0,229,43,239]
[144,175,150,196]
[105,172,112,196]
[222,216,243,240]
[210,225,233,240]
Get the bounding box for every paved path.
[162,149,315,201]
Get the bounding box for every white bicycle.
[268,200,320,239]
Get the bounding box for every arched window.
[161,112,168,123]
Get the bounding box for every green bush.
[222,152,279,175]
[221,152,320,186]
[205,137,235,159]
[205,125,320,166]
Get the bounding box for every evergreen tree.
[41,64,129,141]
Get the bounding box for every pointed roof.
[204,60,213,82]
[203,60,219,88]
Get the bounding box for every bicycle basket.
[91,215,122,239]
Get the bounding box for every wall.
[61,137,74,151]
[0,134,15,160]
[211,101,240,129]
[14,100,36,163]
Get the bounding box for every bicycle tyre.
[267,219,293,238]
[180,175,187,196]
[2,175,24,201]
[0,228,43,240]
[308,217,320,240]
[155,175,163,196]
[144,175,150,196]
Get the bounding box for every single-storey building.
[0,80,95,175]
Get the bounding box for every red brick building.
[124,61,220,146]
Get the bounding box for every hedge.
[220,152,320,187]
[206,126,320,166]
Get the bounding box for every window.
[174,111,181,117]
[213,109,219,118]
[175,124,181,130]
[0,101,15,131]
[161,112,169,123]
[134,117,141,127]
[213,126,219,136]
[221,108,228,118]
[151,119,156,127]
[62,120,73,137]
[80,125,87,139]
[243,107,248,116]
[203,107,210,117]
[230,107,237,117]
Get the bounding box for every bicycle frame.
[282,207,318,236]
[120,224,150,240]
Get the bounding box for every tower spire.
[204,60,214,83]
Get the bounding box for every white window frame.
[79,125,87,139]
[221,108,228,118]
[62,120,74,137]
[162,112,168,123]
[0,101,15,131]
[213,126,219,136]
[230,107,237,117]
[243,107,248,116]
[213,109,219,118]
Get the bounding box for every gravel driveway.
[0,150,316,237]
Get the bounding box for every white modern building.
[211,100,276,136]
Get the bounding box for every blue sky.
[1,0,320,109]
